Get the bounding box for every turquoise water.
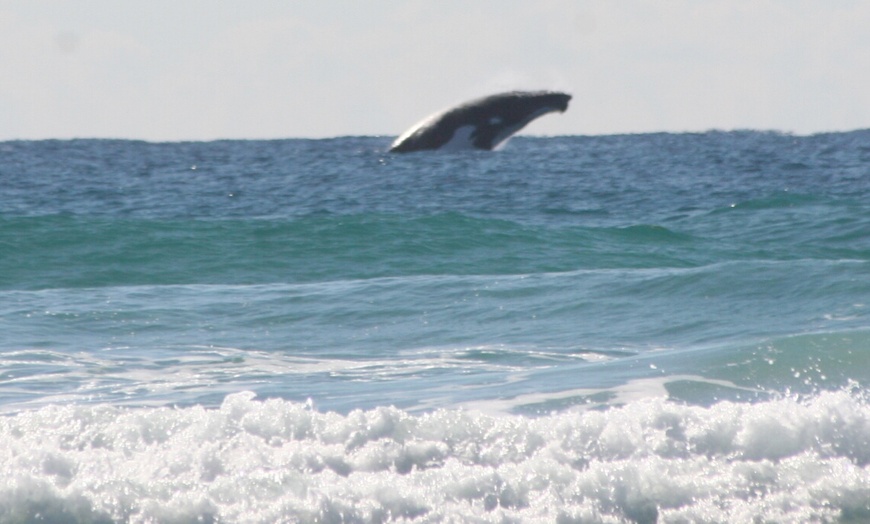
[1,132,870,521]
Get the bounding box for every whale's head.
[466,91,571,149]
[483,91,571,117]
[529,91,571,113]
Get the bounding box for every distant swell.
[3,208,861,291]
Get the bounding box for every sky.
[1,1,869,141]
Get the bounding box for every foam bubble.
[2,389,870,522]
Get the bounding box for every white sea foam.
[3,388,870,523]
[0,345,615,414]
[458,375,762,414]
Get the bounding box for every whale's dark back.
[390,91,571,153]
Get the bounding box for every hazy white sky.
[2,1,869,141]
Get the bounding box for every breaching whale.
[389,90,571,153]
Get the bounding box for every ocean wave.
[3,388,870,523]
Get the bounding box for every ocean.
[1,131,869,522]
